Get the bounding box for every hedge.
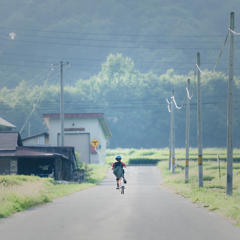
[128,158,161,165]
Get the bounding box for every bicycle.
[118,177,125,194]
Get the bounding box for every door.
[0,159,10,175]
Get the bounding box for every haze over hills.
[0,0,240,148]
[0,0,240,87]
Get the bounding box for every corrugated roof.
[0,132,23,150]
[0,147,67,158]
[0,117,16,128]
[22,132,49,141]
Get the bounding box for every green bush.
[128,158,161,164]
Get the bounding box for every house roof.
[0,146,67,159]
[0,117,16,128]
[22,132,49,141]
[42,113,112,138]
[0,132,23,151]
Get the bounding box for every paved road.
[1,166,240,240]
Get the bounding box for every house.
[0,132,78,181]
[0,117,16,132]
[42,113,112,164]
[22,132,49,146]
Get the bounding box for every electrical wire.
[0,32,231,44]
[228,27,240,36]
[0,38,234,50]
[19,64,70,132]
[19,71,52,133]
[171,94,186,110]
[196,29,229,75]
[0,26,227,37]
[186,68,197,100]
[0,52,233,64]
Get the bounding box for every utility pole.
[197,53,203,187]
[28,122,31,137]
[171,90,175,174]
[60,61,64,146]
[226,12,234,195]
[185,79,190,182]
[169,138,171,170]
[169,102,172,170]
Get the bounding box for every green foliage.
[128,158,160,164]
[2,53,240,149]
[0,175,39,186]
[75,152,86,170]
[0,1,240,149]
[0,164,108,218]
[128,148,136,155]
[85,164,109,183]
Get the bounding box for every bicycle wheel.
[121,186,124,194]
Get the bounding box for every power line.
[0,26,227,37]
[0,38,236,50]
[0,32,234,44]
[0,56,230,65]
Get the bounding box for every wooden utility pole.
[197,53,203,187]
[60,61,64,146]
[185,79,190,182]
[226,12,234,195]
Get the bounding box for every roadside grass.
[158,160,240,227]
[0,164,109,218]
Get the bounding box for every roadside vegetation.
[0,164,109,218]
[106,147,240,165]
[158,160,240,227]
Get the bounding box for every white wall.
[22,135,49,146]
[48,117,107,164]
[98,120,106,164]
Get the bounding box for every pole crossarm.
[196,29,229,75]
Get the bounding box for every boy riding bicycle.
[111,155,127,189]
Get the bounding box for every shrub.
[128,158,161,164]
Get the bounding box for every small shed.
[42,113,112,164]
[0,132,77,181]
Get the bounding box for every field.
[106,147,240,164]
[0,164,108,218]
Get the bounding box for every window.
[38,137,44,144]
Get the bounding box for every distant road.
[0,166,240,240]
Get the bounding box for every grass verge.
[158,160,240,227]
[0,164,109,218]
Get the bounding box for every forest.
[1,1,240,148]
[1,54,240,148]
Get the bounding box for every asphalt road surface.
[1,166,240,240]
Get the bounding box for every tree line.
[1,54,240,149]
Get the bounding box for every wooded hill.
[0,0,240,88]
[1,54,240,148]
[1,1,240,148]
